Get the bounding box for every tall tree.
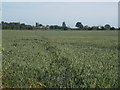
[75,22,83,30]
[62,21,67,30]
[36,22,39,27]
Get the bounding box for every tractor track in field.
[37,37,85,87]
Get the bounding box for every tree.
[110,27,115,30]
[49,25,54,29]
[91,26,98,30]
[83,25,89,30]
[2,21,33,30]
[75,22,83,30]
[104,24,111,30]
[36,22,39,27]
[1,21,4,24]
[39,24,43,26]
[62,21,67,30]
[100,26,105,30]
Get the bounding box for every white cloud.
[1,0,120,2]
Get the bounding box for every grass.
[2,30,118,88]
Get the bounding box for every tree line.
[1,21,33,30]
[1,21,119,30]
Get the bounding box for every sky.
[1,0,119,2]
[2,2,118,27]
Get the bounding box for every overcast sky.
[2,2,118,27]
[1,0,119,2]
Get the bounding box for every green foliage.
[49,25,62,30]
[2,21,33,30]
[76,22,83,30]
[62,22,68,30]
[1,21,118,30]
[2,30,118,88]
[104,24,111,30]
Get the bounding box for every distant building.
[35,22,49,29]
[98,26,102,30]
[70,27,79,30]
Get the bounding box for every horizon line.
[1,21,118,28]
